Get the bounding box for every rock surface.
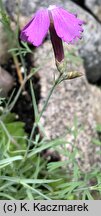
[85,0,101,21]
[34,40,101,171]
[0,66,14,97]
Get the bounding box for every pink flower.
[20,5,84,62]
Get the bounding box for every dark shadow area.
[71,0,101,23]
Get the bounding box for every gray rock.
[0,23,10,64]
[34,40,101,170]
[0,66,14,97]
[86,0,101,8]
[3,0,39,18]
[85,0,101,21]
[3,0,101,83]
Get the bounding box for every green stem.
[24,80,39,156]
[24,123,36,160]
[37,74,61,123]
[24,74,62,158]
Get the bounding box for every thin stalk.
[24,74,62,159]
[37,74,61,123]
[24,123,36,159]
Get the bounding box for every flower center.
[48,5,57,10]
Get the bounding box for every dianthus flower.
[20,5,84,64]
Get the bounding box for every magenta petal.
[20,9,50,46]
[20,15,35,42]
[50,7,84,43]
